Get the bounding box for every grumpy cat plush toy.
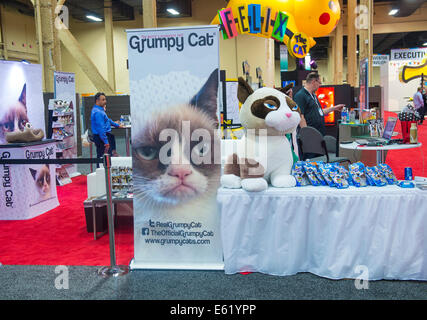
[221,78,301,192]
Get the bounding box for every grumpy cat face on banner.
[133,69,220,216]
[0,84,29,144]
[29,164,52,201]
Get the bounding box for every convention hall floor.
[0,265,425,300]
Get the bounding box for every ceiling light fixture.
[423,42,427,47]
[388,9,399,16]
[86,15,102,22]
[167,8,180,15]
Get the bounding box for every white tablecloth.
[217,186,427,280]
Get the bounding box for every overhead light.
[86,15,102,22]
[167,8,180,15]
[21,60,30,64]
[423,42,427,47]
[388,9,399,16]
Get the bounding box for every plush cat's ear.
[29,168,37,180]
[189,68,219,121]
[237,77,253,104]
[19,84,27,109]
[276,83,293,96]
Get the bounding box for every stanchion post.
[97,153,129,277]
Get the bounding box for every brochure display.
[53,71,79,180]
[127,25,223,270]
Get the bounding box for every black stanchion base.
[97,265,130,278]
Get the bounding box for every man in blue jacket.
[91,92,123,159]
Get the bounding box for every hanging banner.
[53,71,78,177]
[0,61,45,144]
[127,25,223,270]
[373,54,389,66]
[390,47,427,61]
[280,44,288,71]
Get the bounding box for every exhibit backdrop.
[127,25,223,270]
[0,61,45,144]
[53,71,78,177]
[381,47,427,111]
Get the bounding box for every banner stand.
[97,154,129,278]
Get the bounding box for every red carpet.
[0,175,134,266]
[0,113,425,266]
[384,111,426,179]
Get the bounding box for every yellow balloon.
[293,0,341,37]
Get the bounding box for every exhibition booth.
[0,0,426,282]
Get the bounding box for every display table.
[340,141,422,164]
[0,140,59,220]
[217,186,427,280]
[87,194,133,240]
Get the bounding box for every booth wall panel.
[82,95,130,137]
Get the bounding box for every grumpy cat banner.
[0,141,59,220]
[53,71,78,178]
[0,61,46,145]
[127,25,223,270]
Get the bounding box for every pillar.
[39,0,56,92]
[143,0,157,28]
[105,0,116,92]
[333,1,344,84]
[359,0,373,87]
[347,0,357,87]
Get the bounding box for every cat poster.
[127,25,223,270]
[0,142,59,220]
[0,61,46,145]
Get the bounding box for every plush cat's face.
[30,165,51,199]
[133,69,219,210]
[237,78,301,135]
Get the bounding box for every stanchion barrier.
[0,155,129,278]
[97,154,130,278]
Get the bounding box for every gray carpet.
[0,265,425,300]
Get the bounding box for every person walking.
[413,87,424,124]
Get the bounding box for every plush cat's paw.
[271,175,296,188]
[241,178,268,192]
[221,174,242,189]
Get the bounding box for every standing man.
[91,92,122,160]
[294,72,345,136]
[413,87,424,124]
